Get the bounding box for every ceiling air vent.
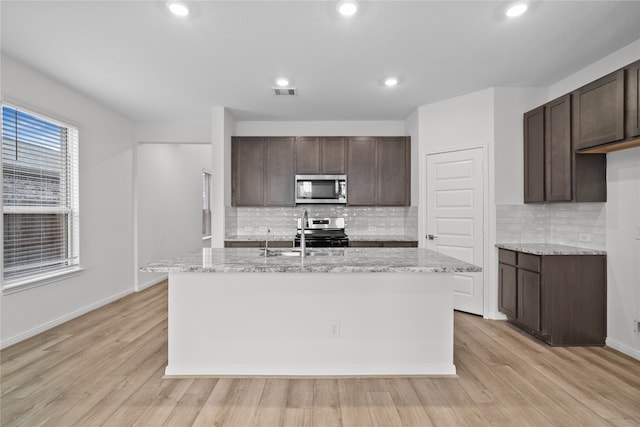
[272,88,297,96]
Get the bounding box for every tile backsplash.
[226,206,418,238]
[497,203,606,249]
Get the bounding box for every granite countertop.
[496,243,606,256]
[140,248,482,274]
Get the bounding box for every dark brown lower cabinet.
[225,240,293,248]
[349,241,418,248]
[498,248,606,346]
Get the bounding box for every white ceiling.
[3,1,640,122]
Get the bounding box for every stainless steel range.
[294,217,349,248]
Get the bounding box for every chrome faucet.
[264,228,270,258]
[300,209,308,258]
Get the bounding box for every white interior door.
[427,148,484,315]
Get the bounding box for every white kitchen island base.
[166,272,455,377]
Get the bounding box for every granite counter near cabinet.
[496,243,606,346]
[496,243,606,256]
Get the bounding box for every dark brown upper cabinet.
[295,137,346,174]
[347,136,410,207]
[376,137,410,206]
[627,60,640,138]
[232,137,295,207]
[545,95,572,202]
[232,137,265,206]
[265,137,295,206]
[574,68,625,150]
[523,106,545,203]
[523,95,606,204]
[347,137,377,205]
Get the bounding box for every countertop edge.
[496,243,607,256]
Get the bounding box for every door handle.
[427,234,439,240]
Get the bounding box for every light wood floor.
[2,281,639,427]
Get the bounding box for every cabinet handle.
[427,234,439,240]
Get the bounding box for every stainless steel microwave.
[295,174,347,204]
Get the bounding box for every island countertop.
[140,247,481,274]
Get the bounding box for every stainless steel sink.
[261,248,345,257]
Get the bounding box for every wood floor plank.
[161,378,218,427]
[388,378,434,427]
[190,378,237,426]
[312,379,342,427]
[365,391,404,427]
[282,378,314,427]
[338,378,373,427]
[2,284,640,427]
[131,377,194,426]
[251,378,289,427]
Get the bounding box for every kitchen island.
[142,247,480,377]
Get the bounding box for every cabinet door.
[295,137,321,173]
[498,263,517,319]
[545,94,572,201]
[524,106,545,203]
[322,137,346,174]
[627,60,640,138]
[376,137,410,206]
[232,137,265,206]
[265,137,295,206]
[574,68,625,150]
[347,137,377,205]
[518,269,541,332]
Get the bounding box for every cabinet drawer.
[498,249,517,266]
[518,253,541,272]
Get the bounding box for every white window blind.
[2,105,80,286]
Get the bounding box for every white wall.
[235,120,405,137]
[416,88,499,318]
[606,148,640,358]
[547,38,640,359]
[137,143,212,288]
[210,107,235,248]
[1,56,135,348]
[134,120,211,144]
[493,87,548,205]
[404,109,420,206]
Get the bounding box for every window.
[202,171,212,239]
[2,105,80,288]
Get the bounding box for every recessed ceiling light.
[505,3,528,17]
[337,1,358,17]
[384,77,399,87]
[168,2,189,17]
[276,78,290,87]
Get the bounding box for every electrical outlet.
[579,233,591,242]
[635,319,640,336]
[329,320,340,338]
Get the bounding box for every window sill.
[2,267,84,295]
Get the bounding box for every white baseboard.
[605,337,640,361]
[0,288,133,349]
[165,363,457,377]
[483,311,507,320]
[138,274,168,291]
